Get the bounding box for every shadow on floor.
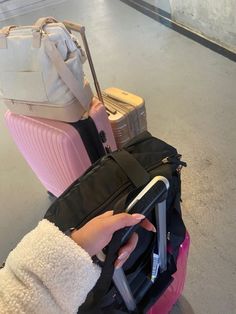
[171,296,195,314]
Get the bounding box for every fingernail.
[152,226,157,233]
[118,252,129,260]
[132,214,145,220]
[115,261,122,269]
[115,261,124,269]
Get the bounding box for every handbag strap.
[32,17,59,48]
[0,17,58,49]
[0,25,17,49]
[44,36,91,114]
[34,16,59,29]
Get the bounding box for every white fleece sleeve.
[0,219,101,314]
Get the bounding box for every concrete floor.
[0,0,236,313]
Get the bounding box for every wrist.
[64,228,90,254]
[64,227,77,237]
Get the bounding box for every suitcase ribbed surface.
[102,91,147,148]
[4,99,117,196]
[5,111,91,197]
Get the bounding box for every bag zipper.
[150,154,187,171]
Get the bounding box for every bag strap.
[34,16,59,29]
[32,17,59,48]
[79,153,150,312]
[0,25,17,35]
[79,215,127,314]
[0,25,17,49]
[111,150,150,188]
[44,37,91,114]
[169,192,186,261]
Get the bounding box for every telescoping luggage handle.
[63,20,104,104]
[97,176,170,312]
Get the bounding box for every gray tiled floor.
[0,1,236,313]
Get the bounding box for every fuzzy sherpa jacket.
[0,219,101,314]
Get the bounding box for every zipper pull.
[178,160,187,167]
[162,154,187,167]
[161,157,170,164]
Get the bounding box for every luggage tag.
[151,237,160,283]
[151,200,168,283]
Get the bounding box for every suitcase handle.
[63,20,104,103]
[96,176,169,263]
[96,176,169,312]
[63,20,84,33]
[121,176,169,244]
[113,177,169,311]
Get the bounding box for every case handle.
[92,176,169,312]
[63,20,104,103]
[34,16,59,30]
[63,20,85,33]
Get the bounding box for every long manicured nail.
[118,252,129,260]
[115,261,122,269]
[132,213,145,220]
[152,226,157,233]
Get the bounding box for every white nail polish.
[132,213,145,220]
[118,252,129,260]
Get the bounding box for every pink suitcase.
[5,98,117,197]
[148,232,190,314]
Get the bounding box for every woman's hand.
[71,211,156,268]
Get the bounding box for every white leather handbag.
[0,17,94,122]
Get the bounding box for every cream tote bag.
[0,17,94,122]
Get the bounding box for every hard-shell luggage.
[45,131,189,313]
[103,87,147,148]
[148,232,190,314]
[0,17,93,122]
[63,21,147,149]
[5,98,117,197]
[4,19,148,190]
[4,20,118,196]
[110,181,190,314]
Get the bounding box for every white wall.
[170,0,236,52]
[144,0,171,14]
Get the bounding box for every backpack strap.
[111,150,150,188]
[78,217,128,314]
[168,192,186,261]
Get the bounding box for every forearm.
[0,220,101,314]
